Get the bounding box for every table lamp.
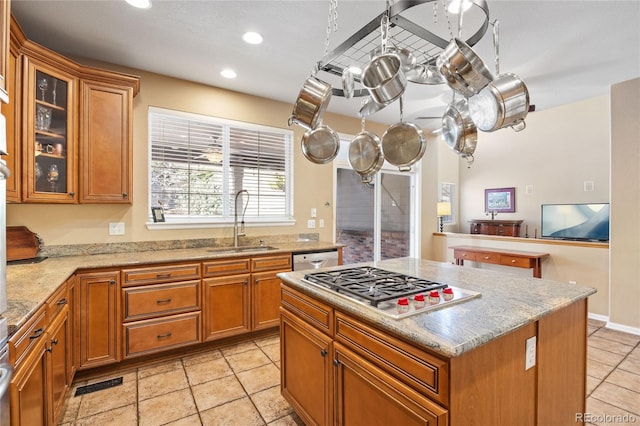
[437,202,451,232]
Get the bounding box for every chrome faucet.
[486,210,498,220]
[234,190,249,248]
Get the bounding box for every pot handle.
[397,166,412,172]
[510,118,526,132]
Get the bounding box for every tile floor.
[59,320,640,425]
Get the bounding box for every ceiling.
[10,0,640,129]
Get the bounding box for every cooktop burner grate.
[303,266,447,307]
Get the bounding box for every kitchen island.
[277,257,596,426]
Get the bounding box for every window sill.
[146,218,296,230]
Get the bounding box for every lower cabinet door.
[334,343,448,426]
[252,270,288,331]
[280,309,333,426]
[49,308,71,424]
[10,340,48,426]
[203,275,250,341]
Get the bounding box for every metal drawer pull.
[51,338,59,346]
[157,333,172,339]
[156,273,171,279]
[156,298,172,304]
[30,328,44,339]
[484,256,490,260]
[57,298,67,306]
[511,259,516,263]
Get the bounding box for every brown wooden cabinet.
[3,27,21,202]
[5,17,139,204]
[469,219,522,237]
[77,270,120,369]
[203,273,251,341]
[0,0,10,103]
[10,333,48,426]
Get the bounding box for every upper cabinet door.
[79,81,133,204]
[0,0,11,104]
[22,57,78,203]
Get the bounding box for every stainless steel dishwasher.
[293,249,339,271]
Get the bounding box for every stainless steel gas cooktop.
[303,266,480,319]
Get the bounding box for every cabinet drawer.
[476,252,500,264]
[281,285,334,336]
[500,256,532,268]
[9,305,47,369]
[454,250,476,262]
[335,311,449,406]
[46,282,69,323]
[203,258,251,277]
[121,263,201,287]
[123,312,201,358]
[252,254,292,272]
[123,280,201,321]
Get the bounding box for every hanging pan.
[381,97,427,172]
[442,98,477,165]
[437,38,493,97]
[348,115,384,183]
[288,75,332,130]
[301,124,339,164]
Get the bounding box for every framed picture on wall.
[485,187,515,213]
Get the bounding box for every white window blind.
[149,107,293,224]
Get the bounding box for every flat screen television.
[541,203,610,242]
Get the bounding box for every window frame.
[146,106,295,230]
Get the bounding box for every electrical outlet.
[569,280,577,285]
[109,222,125,235]
[525,336,536,370]
[307,219,316,229]
[584,181,594,192]
[319,219,325,228]
[525,185,533,195]
[311,208,317,218]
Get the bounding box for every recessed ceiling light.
[242,31,263,45]
[447,0,472,14]
[221,69,237,79]
[125,0,152,9]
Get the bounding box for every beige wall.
[610,78,640,331]
[7,62,387,246]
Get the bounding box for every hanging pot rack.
[316,0,490,97]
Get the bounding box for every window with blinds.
[149,107,293,224]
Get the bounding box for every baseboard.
[605,321,640,336]
[588,312,609,323]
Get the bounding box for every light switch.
[311,208,317,218]
[319,219,325,228]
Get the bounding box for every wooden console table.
[450,245,550,278]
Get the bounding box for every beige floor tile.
[587,395,640,425]
[591,382,640,416]
[138,358,183,379]
[59,386,82,423]
[588,335,635,356]
[139,388,198,426]
[185,356,234,386]
[628,347,640,361]
[226,348,272,373]
[589,346,628,367]
[619,356,640,375]
[75,403,137,426]
[182,348,223,367]
[606,369,640,393]
[262,343,281,363]
[593,328,640,347]
[254,334,280,348]
[588,359,617,380]
[200,397,265,426]
[76,371,137,419]
[164,414,203,425]
[236,363,281,394]
[588,319,606,328]
[267,413,305,426]
[251,385,293,423]
[191,374,247,412]
[220,340,259,356]
[587,375,602,395]
[139,367,189,401]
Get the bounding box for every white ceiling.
[10,0,640,129]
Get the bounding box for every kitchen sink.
[206,246,278,254]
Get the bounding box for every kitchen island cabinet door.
[78,270,120,369]
[203,274,251,341]
[47,304,71,424]
[334,342,448,426]
[79,80,133,203]
[280,309,333,426]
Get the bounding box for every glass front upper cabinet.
[24,59,77,203]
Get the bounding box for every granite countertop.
[5,240,341,334]
[277,257,596,358]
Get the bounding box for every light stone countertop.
[277,257,597,358]
[5,241,341,335]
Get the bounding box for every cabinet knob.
[484,256,490,260]
[51,338,59,346]
[69,192,75,197]
[320,349,327,357]
[333,359,340,366]
[109,280,116,285]
[122,193,128,198]
[243,279,248,285]
[511,259,516,263]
